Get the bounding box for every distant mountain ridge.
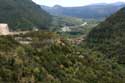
[41,2,125,19]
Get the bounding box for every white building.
[61,26,71,32]
[80,22,88,26]
[0,23,10,35]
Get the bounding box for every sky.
[32,0,125,7]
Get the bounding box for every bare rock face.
[0,23,10,35]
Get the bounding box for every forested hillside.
[0,31,125,83]
[0,0,51,30]
[86,7,125,63]
[0,0,125,82]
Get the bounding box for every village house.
[0,23,10,35]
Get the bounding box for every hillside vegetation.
[0,1,125,82]
[50,16,99,38]
[86,7,125,63]
[0,0,51,30]
[0,31,125,83]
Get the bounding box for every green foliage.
[50,16,84,31]
[50,16,99,38]
[0,31,125,82]
[0,36,19,52]
[86,7,125,64]
[0,0,51,30]
[0,3,125,82]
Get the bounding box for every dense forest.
[0,0,51,30]
[0,0,125,83]
[87,7,125,64]
[0,31,125,83]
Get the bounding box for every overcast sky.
[32,0,125,7]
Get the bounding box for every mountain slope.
[86,7,125,63]
[0,32,125,82]
[0,0,51,30]
[41,2,125,19]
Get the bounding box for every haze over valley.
[41,2,125,19]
